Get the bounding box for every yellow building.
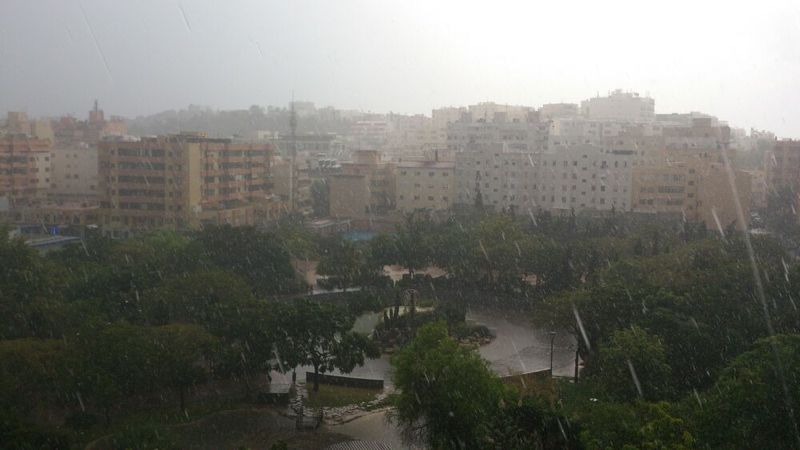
[632,158,751,231]
[329,150,395,219]
[98,133,275,236]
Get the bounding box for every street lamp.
[549,331,557,375]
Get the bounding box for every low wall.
[305,372,384,390]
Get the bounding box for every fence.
[305,372,384,389]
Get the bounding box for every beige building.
[395,160,455,212]
[271,157,311,215]
[328,150,395,219]
[98,133,276,236]
[632,159,751,230]
[0,135,52,211]
[745,169,767,210]
[329,174,370,219]
[49,145,99,201]
[765,139,800,191]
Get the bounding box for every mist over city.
[3,1,800,449]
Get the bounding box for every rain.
[1,1,800,449]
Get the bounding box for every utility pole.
[289,95,297,213]
[549,331,557,375]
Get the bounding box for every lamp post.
[549,331,557,375]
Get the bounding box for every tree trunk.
[574,349,580,383]
[313,365,320,392]
[103,405,111,428]
[179,387,186,412]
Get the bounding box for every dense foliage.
[3,208,800,448]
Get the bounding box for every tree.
[583,326,673,402]
[141,269,256,334]
[151,324,216,412]
[392,212,432,279]
[277,300,378,391]
[195,225,302,295]
[0,338,67,419]
[0,230,64,339]
[310,179,330,217]
[316,237,365,291]
[697,334,800,449]
[391,321,507,449]
[569,399,694,450]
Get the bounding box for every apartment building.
[468,102,532,123]
[49,145,99,201]
[0,135,51,210]
[454,143,633,214]
[662,117,731,161]
[765,139,800,191]
[395,160,455,212]
[432,106,468,129]
[539,103,580,120]
[272,157,312,215]
[580,90,655,122]
[447,117,549,153]
[632,159,751,230]
[386,114,447,154]
[329,150,395,219]
[98,133,276,236]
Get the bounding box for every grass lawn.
[305,384,382,408]
[80,398,250,448]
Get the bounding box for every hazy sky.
[2,0,800,137]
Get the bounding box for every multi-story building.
[386,114,447,154]
[98,132,276,236]
[632,159,751,230]
[539,103,580,120]
[272,133,345,158]
[454,143,634,214]
[0,135,51,211]
[745,169,767,210]
[271,157,312,215]
[395,160,455,212]
[447,116,549,153]
[48,145,99,202]
[662,117,731,159]
[580,90,655,122]
[468,102,531,123]
[52,101,127,148]
[329,150,395,219]
[765,139,800,191]
[349,121,392,149]
[432,106,468,130]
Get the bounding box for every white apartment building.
[580,90,655,122]
[468,102,531,123]
[432,107,468,129]
[447,119,549,153]
[455,143,634,214]
[395,160,455,212]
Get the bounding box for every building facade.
[580,90,655,122]
[0,135,51,210]
[454,143,633,214]
[328,150,395,219]
[98,133,275,236]
[632,159,751,230]
[395,160,455,212]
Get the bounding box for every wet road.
[293,304,576,386]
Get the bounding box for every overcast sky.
[2,0,800,137]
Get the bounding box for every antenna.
[289,91,297,212]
